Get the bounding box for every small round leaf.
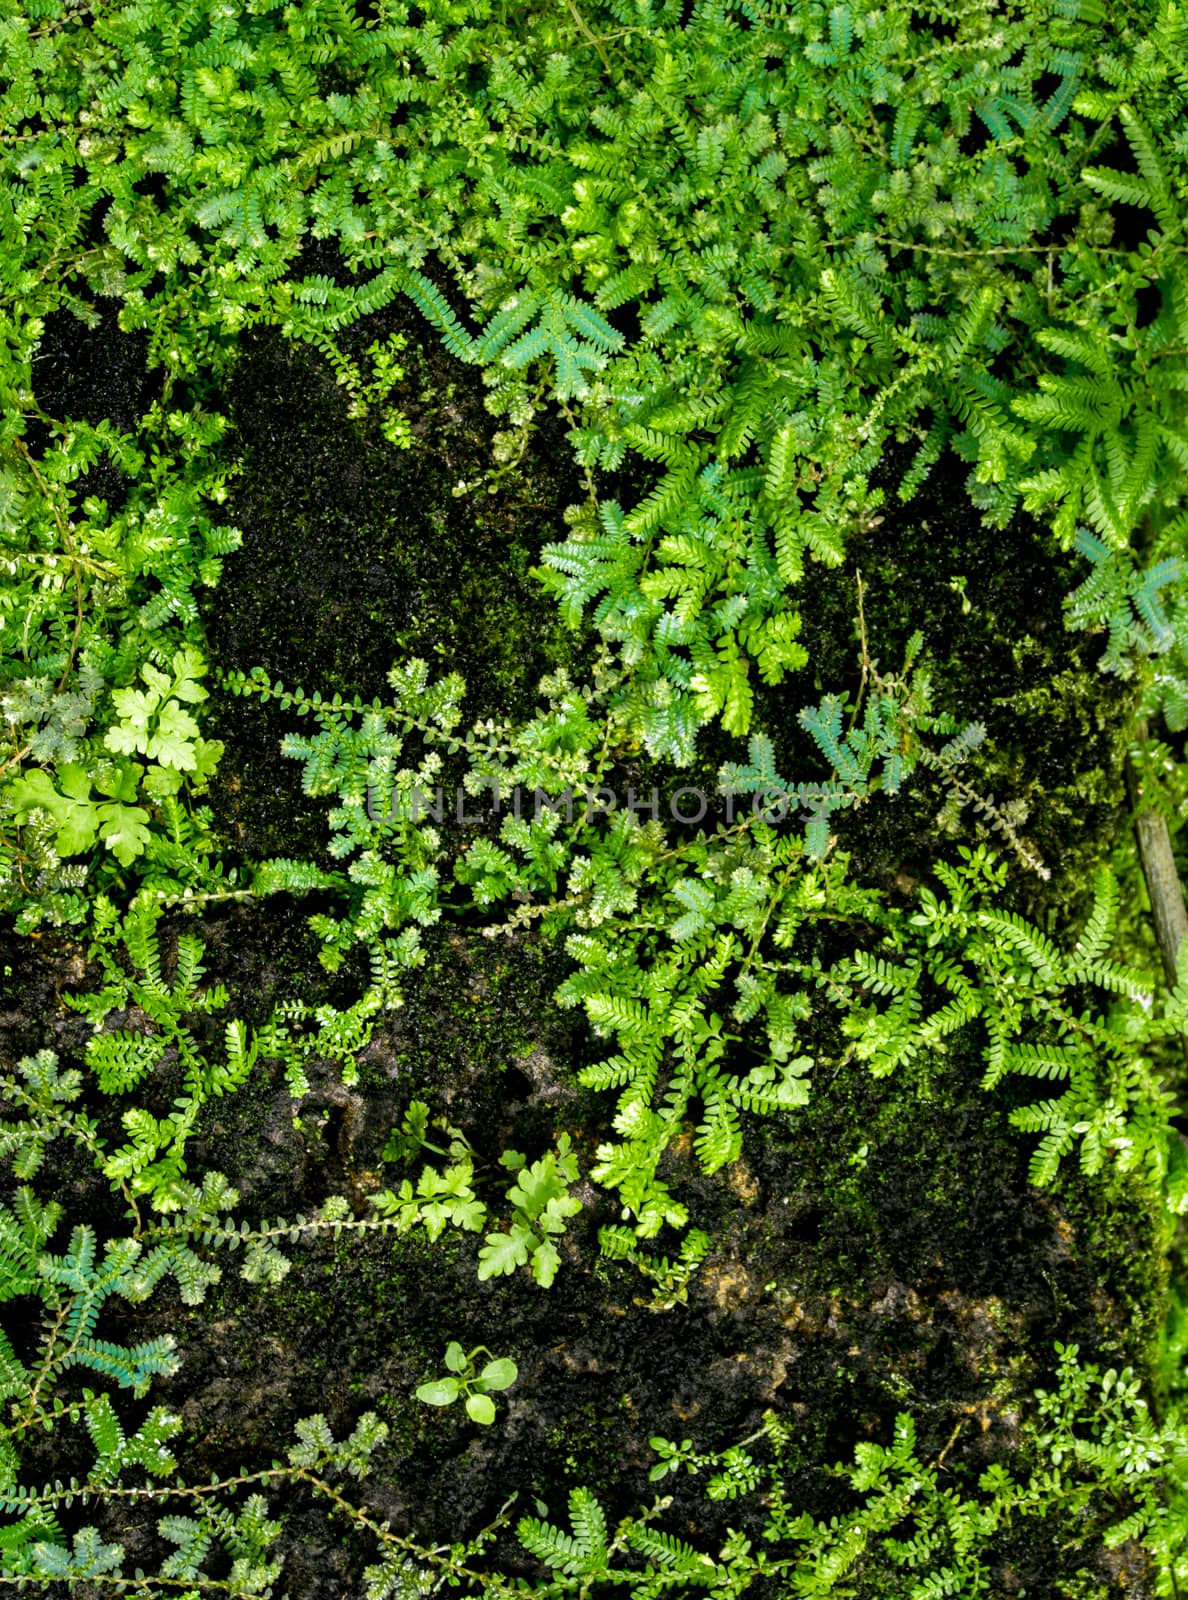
[477,1358,518,1392]
[465,1392,497,1425]
[444,1342,467,1374]
[415,1379,460,1406]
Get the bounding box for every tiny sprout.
[415,1342,518,1426]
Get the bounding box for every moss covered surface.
[1,293,1169,1597]
[1,906,1164,1597]
[202,271,586,866]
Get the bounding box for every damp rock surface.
[1,284,1164,1600]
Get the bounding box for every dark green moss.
[201,282,585,864]
[765,449,1138,921]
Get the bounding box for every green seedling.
[414,1343,518,1426]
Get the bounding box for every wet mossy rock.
[203,289,584,863]
[18,914,1164,1600]
[781,454,1140,919]
[3,278,1170,1598]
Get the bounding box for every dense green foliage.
[1,0,1188,1592]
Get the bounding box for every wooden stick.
[1126,720,1188,989]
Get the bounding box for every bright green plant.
[3,0,1184,779]
[101,645,222,776]
[235,633,1187,1270]
[381,1098,434,1166]
[374,1145,488,1244]
[415,1343,519,1427]
[828,850,1185,1194]
[375,1102,492,1246]
[597,1227,712,1311]
[0,394,240,920]
[8,638,225,871]
[478,1135,582,1289]
[234,631,1007,1253]
[287,322,414,448]
[376,1110,583,1286]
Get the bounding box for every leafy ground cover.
[2,0,1188,1595]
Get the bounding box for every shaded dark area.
[767,448,1137,923]
[201,266,587,864]
[28,299,162,511]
